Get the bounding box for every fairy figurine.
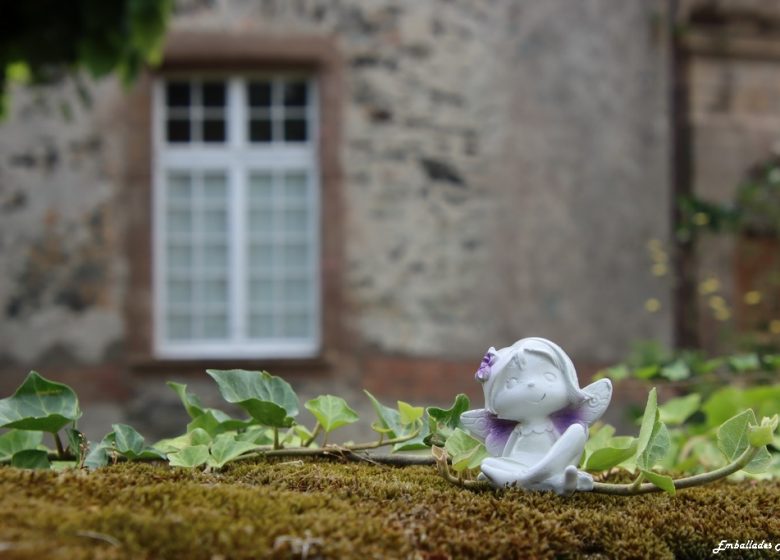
[461,337,612,495]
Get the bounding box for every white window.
[152,75,320,358]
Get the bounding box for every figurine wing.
[577,378,613,426]
[460,408,517,456]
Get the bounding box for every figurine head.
[476,337,591,424]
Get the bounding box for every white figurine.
[461,337,612,496]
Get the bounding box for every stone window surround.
[123,30,344,376]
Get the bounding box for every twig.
[591,445,760,495]
[75,531,121,547]
[302,423,321,447]
[53,432,65,459]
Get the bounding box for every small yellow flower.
[645,298,661,313]
[743,291,762,305]
[652,263,667,277]
[692,212,710,226]
[651,251,668,264]
[699,277,720,295]
[646,239,662,252]
[714,308,731,322]
[770,320,780,335]
[708,295,726,310]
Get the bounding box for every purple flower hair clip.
[475,351,496,383]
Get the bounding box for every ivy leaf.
[0,372,81,432]
[364,390,404,438]
[583,424,616,461]
[207,434,258,469]
[426,394,470,446]
[584,438,638,472]
[637,421,670,470]
[168,382,252,435]
[427,394,470,431]
[635,388,658,460]
[11,449,51,470]
[639,469,676,496]
[717,410,772,474]
[304,395,359,433]
[168,445,210,468]
[398,401,424,426]
[207,370,299,428]
[153,428,212,454]
[235,426,274,446]
[445,428,488,472]
[748,415,779,448]
[0,430,43,461]
[112,424,164,460]
[83,436,114,469]
[727,353,760,373]
[658,394,701,425]
[659,360,690,382]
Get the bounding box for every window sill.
[129,355,333,376]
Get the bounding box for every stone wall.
[0,0,674,438]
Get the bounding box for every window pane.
[166,82,190,107]
[203,119,226,143]
[167,279,192,304]
[282,81,308,107]
[202,279,228,304]
[282,243,308,267]
[202,82,226,108]
[167,244,192,267]
[168,172,192,200]
[283,278,310,303]
[249,119,273,142]
[203,314,228,338]
[249,243,274,267]
[167,119,191,142]
[283,118,307,142]
[283,172,307,200]
[203,208,227,234]
[284,209,308,233]
[248,313,275,338]
[249,279,274,305]
[203,172,227,201]
[248,210,274,234]
[167,210,192,233]
[248,81,272,107]
[167,313,193,340]
[203,243,228,267]
[283,314,311,337]
[249,173,273,202]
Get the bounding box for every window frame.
[151,72,322,359]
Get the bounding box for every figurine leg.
[480,457,531,488]
[522,424,587,485]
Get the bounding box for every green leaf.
[635,388,658,459]
[445,428,488,472]
[639,469,676,496]
[0,430,43,461]
[601,364,630,381]
[658,394,701,425]
[704,386,780,429]
[727,353,760,373]
[168,445,210,468]
[112,424,164,460]
[207,370,299,428]
[634,365,660,380]
[638,421,670,470]
[426,394,470,446]
[11,449,51,470]
[428,394,470,430]
[659,360,690,381]
[84,436,113,469]
[364,390,405,438]
[584,424,616,458]
[207,434,258,469]
[304,395,359,433]
[397,401,423,426]
[168,382,252,436]
[235,427,274,446]
[584,438,638,472]
[0,372,81,432]
[717,410,773,474]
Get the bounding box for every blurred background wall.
[0,0,776,439]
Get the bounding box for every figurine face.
[491,352,569,421]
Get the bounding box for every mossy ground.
[0,459,778,559]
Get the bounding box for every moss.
[0,459,778,559]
